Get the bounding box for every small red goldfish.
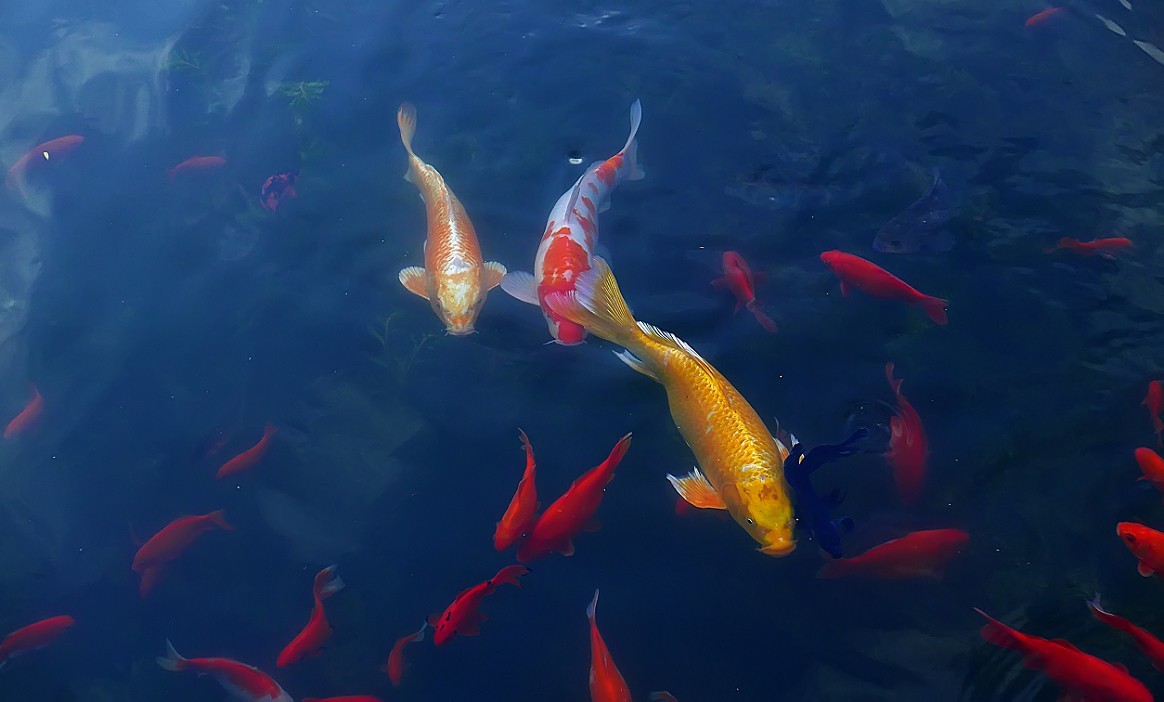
[1136,447,1164,501]
[4,382,43,439]
[0,615,74,669]
[157,640,292,702]
[429,565,529,646]
[167,155,226,181]
[6,135,84,190]
[277,565,345,667]
[885,363,928,506]
[1088,594,1164,672]
[976,608,1152,702]
[586,590,632,702]
[1144,381,1163,449]
[494,429,539,551]
[260,171,298,212]
[1025,6,1064,27]
[217,423,277,479]
[1045,237,1133,257]
[383,621,426,686]
[819,251,948,325]
[817,528,968,579]
[132,510,233,595]
[517,434,632,563]
[712,251,777,333]
[304,698,383,702]
[1117,522,1164,577]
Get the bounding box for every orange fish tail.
[397,103,418,157]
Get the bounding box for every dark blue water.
[0,0,1162,700]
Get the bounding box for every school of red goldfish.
[0,87,1157,702]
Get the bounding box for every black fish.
[785,428,867,558]
[873,169,953,254]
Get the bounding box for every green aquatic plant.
[278,80,329,109]
[368,313,437,385]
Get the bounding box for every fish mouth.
[759,537,797,557]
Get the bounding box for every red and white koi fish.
[817,529,968,579]
[4,382,43,439]
[712,251,777,333]
[277,565,345,667]
[6,135,84,192]
[217,423,277,479]
[396,103,506,335]
[820,250,948,325]
[500,100,645,345]
[494,429,539,551]
[0,615,74,669]
[885,363,928,506]
[132,510,233,596]
[1087,594,1164,672]
[157,640,292,702]
[1144,380,1163,449]
[382,621,426,686]
[975,609,1152,702]
[586,590,631,702]
[167,155,226,181]
[517,434,632,563]
[429,565,529,645]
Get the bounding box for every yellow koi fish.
[544,258,796,556]
[396,103,506,335]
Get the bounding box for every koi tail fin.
[973,609,1025,651]
[313,565,345,600]
[621,99,645,181]
[397,103,418,158]
[156,639,189,672]
[919,295,948,325]
[543,257,641,350]
[491,564,530,589]
[745,301,778,333]
[207,510,234,531]
[586,588,600,622]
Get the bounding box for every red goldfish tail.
[313,565,345,600]
[262,422,278,439]
[586,588,600,622]
[597,433,633,483]
[919,295,948,325]
[885,362,903,395]
[974,609,1025,651]
[156,639,189,671]
[491,564,530,589]
[745,302,778,333]
[207,510,234,531]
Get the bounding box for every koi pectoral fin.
[667,468,727,509]
[499,271,539,305]
[399,267,429,299]
[482,261,507,291]
[1139,561,1156,577]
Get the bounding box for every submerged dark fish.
[261,171,298,211]
[873,169,954,254]
[785,428,867,558]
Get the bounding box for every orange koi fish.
[132,511,233,596]
[817,529,969,579]
[1137,447,1164,502]
[586,590,631,702]
[494,429,539,551]
[884,363,928,506]
[167,155,226,180]
[396,103,506,335]
[976,609,1151,702]
[157,640,293,702]
[1088,594,1164,672]
[0,615,74,669]
[277,565,345,667]
[500,100,644,345]
[712,251,777,333]
[4,382,43,439]
[820,251,948,325]
[383,621,426,686]
[517,434,631,563]
[1117,522,1164,578]
[1144,380,1163,449]
[6,135,84,191]
[544,258,797,556]
[1045,236,1132,257]
[217,423,277,479]
[1025,6,1064,27]
[429,565,529,645]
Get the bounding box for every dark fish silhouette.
[785,428,868,558]
[260,171,298,212]
[873,169,953,254]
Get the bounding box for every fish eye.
[746,518,754,525]
[1125,534,1137,543]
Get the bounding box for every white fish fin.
[586,588,599,620]
[1134,40,1164,66]
[404,168,416,184]
[1094,13,1127,36]
[667,468,727,509]
[398,266,429,299]
[566,163,602,218]
[636,321,713,373]
[499,271,539,305]
[1118,0,1131,10]
[621,99,645,181]
[317,565,345,599]
[156,639,188,671]
[613,350,657,380]
[482,261,507,290]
